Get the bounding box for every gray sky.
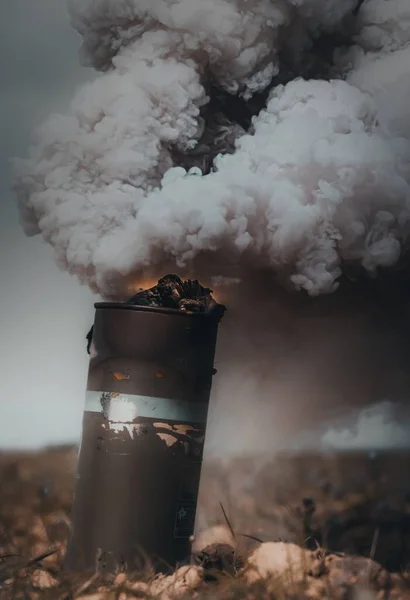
[0,0,98,448]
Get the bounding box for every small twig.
[0,549,57,583]
[219,502,236,543]
[25,549,57,568]
[368,527,380,580]
[0,554,23,561]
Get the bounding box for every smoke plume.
[12,0,410,298]
[321,401,410,451]
[12,0,410,455]
[203,274,410,457]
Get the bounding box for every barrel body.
[65,303,222,573]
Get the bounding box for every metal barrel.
[65,302,224,574]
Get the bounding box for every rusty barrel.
[65,302,224,573]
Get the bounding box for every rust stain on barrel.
[112,371,131,381]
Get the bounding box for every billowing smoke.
[12,0,410,455]
[322,401,410,451]
[12,0,410,298]
[203,275,410,457]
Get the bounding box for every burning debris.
[86,274,224,354]
[125,274,223,315]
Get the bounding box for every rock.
[245,542,317,585]
[31,569,58,589]
[325,553,388,588]
[244,544,391,598]
[305,578,328,598]
[131,580,149,594]
[150,565,204,599]
[114,572,127,585]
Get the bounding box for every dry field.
[1,446,410,599]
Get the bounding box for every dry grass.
[1,447,410,599]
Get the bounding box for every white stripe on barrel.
[85,391,208,423]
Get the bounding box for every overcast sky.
[0,0,98,448]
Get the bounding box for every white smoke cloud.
[66,0,289,94]
[14,0,410,299]
[321,401,410,451]
[337,0,410,140]
[353,0,410,54]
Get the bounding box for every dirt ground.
[1,446,410,599]
[200,450,410,569]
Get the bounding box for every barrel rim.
[94,302,223,319]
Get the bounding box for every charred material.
[193,543,243,580]
[125,274,223,314]
[86,274,225,354]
